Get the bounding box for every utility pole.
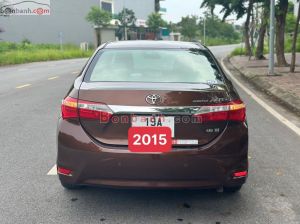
[124,26,128,40]
[123,0,128,40]
[124,9,128,40]
[203,16,206,45]
[268,0,275,75]
[59,32,63,51]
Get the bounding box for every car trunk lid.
[78,82,232,147]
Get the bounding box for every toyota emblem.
[145,94,162,105]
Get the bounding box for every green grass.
[230,47,246,56]
[231,46,268,57]
[285,35,300,53]
[231,35,300,57]
[205,37,240,46]
[0,42,94,66]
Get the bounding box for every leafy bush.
[231,47,246,56]
[285,35,300,53]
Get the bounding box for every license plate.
[128,127,172,153]
[131,116,175,137]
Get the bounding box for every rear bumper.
[57,119,248,189]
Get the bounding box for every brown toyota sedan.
[57,41,248,192]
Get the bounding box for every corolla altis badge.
[145,94,162,105]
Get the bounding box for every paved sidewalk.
[226,53,300,114]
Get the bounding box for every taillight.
[228,100,246,122]
[193,100,246,123]
[61,96,78,119]
[78,99,113,122]
[61,96,113,122]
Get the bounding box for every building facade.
[0,0,155,45]
[104,0,154,20]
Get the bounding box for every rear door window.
[86,49,223,84]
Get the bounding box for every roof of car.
[104,41,207,50]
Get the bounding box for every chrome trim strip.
[108,105,230,115]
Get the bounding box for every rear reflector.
[193,100,246,122]
[233,171,248,178]
[57,167,73,176]
[61,96,113,122]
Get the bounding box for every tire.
[224,185,242,193]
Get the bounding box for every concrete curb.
[222,56,300,115]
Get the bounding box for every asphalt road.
[1,44,300,224]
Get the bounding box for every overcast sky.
[160,0,245,24]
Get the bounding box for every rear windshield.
[85,49,223,83]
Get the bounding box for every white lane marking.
[48,76,59,80]
[47,164,57,175]
[16,84,31,89]
[72,71,79,75]
[221,58,300,137]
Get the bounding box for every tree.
[255,7,268,60]
[179,16,198,41]
[200,0,219,18]
[146,13,166,39]
[117,8,136,27]
[166,22,180,33]
[275,0,289,66]
[201,0,252,56]
[244,0,254,56]
[201,0,289,64]
[86,6,112,46]
[198,14,240,42]
[290,0,300,72]
[285,13,297,34]
[117,8,136,40]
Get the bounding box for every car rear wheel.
[224,185,242,193]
